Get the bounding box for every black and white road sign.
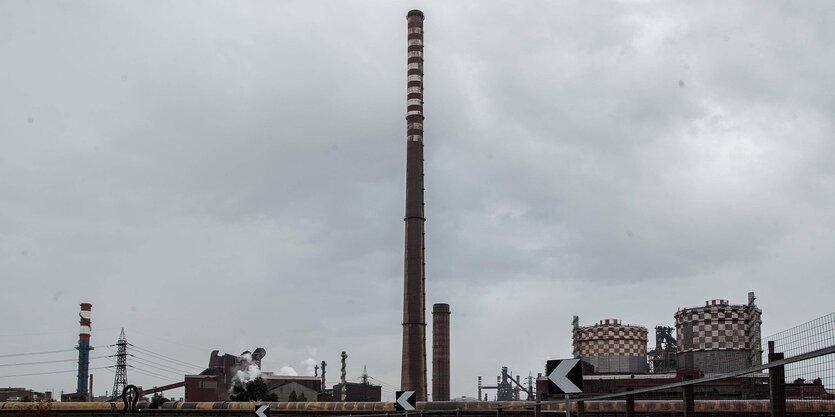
[255,405,270,417]
[546,359,583,395]
[395,390,416,411]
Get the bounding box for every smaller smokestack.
[88,374,93,402]
[515,375,521,400]
[478,376,482,401]
[340,351,348,401]
[572,315,580,358]
[76,303,93,396]
[432,303,450,401]
[321,361,327,391]
[314,365,319,377]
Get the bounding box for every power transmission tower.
[110,328,128,400]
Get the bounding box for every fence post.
[577,400,584,417]
[534,400,541,417]
[768,341,786,417]
[682,377,694,417]
[625,393,635,417]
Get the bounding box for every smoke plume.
[231,352,262,388]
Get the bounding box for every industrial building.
[572,317,649,374]
[184,348,266,402]
[332,382,382,402]
[264,375,321,402]
[675,293,763,373]
[181,349,380,403]
[0,388,52,402]
[535,292,776,400]
[567,292,762,377]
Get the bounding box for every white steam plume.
[231,352,262,390]
[301,358,317,375]
[278,366,298,376]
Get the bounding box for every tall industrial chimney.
[401,8,428,402]
[76,303,93,396]
[432,303,450,401]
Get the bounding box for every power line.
[0,327,117,338]
[130,354,194,375]
[0,355,111,367]
[0,366,112,379]
[129,344,204,369]
[127,365,181,384]
[126,329,207,354]
[0,346,107,358]
[129,356,189,376]
[130,351,201,373]
[367,376,400,391]
[128,344,204,370]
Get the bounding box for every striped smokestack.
[401,8,427,401]
[76,303,93,396]
[432,303,450,401]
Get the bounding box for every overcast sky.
[2,0,834,402]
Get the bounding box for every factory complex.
[2,10,833,417]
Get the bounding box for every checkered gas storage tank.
[573,319,649,374]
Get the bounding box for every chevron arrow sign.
[395,390,416,411]
[546,359,583,395]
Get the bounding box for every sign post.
[564,394,570,417]
[546,359,584,417]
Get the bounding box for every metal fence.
[762,313,835,393]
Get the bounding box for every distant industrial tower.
[478,367,531,401]
[648,326,678,372]
[110,328,128,400]
[401,9,428,401]
[75,303,93,397]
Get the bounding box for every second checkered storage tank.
[675,294,762,374]
[572,317,649,374]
